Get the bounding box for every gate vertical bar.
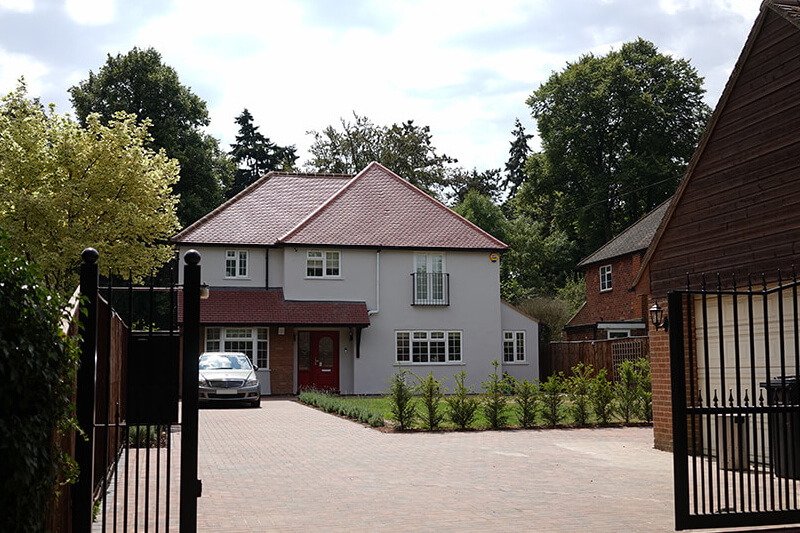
[73,248,99,532]
[670,291,689,530]
[180,250,201,532]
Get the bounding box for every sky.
[0,0,762,173]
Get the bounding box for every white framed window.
[503,331,526,363]
[600,265,612,292]
[608,330,630,339]
[204,327,269,368]
[225,250,249,279]
[396,330,461,363]
[413,253,447,304]
[306,250,341,278]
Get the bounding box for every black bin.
[760,376,800,479]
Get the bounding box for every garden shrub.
[539,372,565,427]
[590,368,615,424]
[615,359,641,423]
[298,389,385,427]
[387,369,416,430]
[481,360,510,429]
[567,362,593,425]
[0,234,80,532]
[636,357,653,422]
[446,369,480,429]
[415,372,446,430]
[512,377,539,428]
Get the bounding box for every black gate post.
[180,250,201,532]
[73,248,99,532]
[669,291,689,530]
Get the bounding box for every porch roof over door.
[178,288,371,327]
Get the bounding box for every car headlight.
[245,378,258,387]
[199,376,209,386]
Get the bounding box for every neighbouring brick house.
[564,200,669,341]
[633,0,800,452]
[174,162,539,395]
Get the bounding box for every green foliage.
[590,368,615,424]
[540,372,566,427]
[447,167,502,204]
[452,190,509,242]
[636,358,653,422]
[298,389,385,427]
[567,363,593,425]
[516,297,574,343]
[501,118,533,198]
[128,425,167,448]
[69,47,228,225]
[0,233,81,532]
[446,369,480,429]
[305,112,456,197]
[227,108,297,199]
[556,274,586,318]
[387,369,416,430]
[481,360,510,429]
[512,377,539,428]
[414,373,447,430]
[615,360,641,423]
[0,82,181,294]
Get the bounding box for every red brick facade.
[269,327,295,395]
[649,322,672,451]
[565,252,648,341]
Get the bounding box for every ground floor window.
[205,327,269,368]
[396,330,462,363]
[503,331,525,362]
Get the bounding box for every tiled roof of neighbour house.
[279,162,507,250]
[172,172,353,245]
[178,288,370,326]
[172,162,507,251]
[577,199,671,267]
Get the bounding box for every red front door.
[297,331,339,391]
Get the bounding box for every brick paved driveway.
[196,398,682,532]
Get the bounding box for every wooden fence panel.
[541,337,649,381]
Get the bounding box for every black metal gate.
[670,272,800,530]
[72,248,202,532]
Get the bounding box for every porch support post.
[73,248,99,533]
[180,250,201,532]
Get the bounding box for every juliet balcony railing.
[411,272,450,306]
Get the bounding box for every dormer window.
[600,265,612,292]
[225,250,248,279]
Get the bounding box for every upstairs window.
[226,250,249,278]
[600,265,612,292]
[306,250,341,278]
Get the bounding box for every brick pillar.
[650,324,673,451]
[270,327,295,394]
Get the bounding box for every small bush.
[298,389,385,427]
[540,372,565,427]
[636,358,653,422]
[481,360,510,429]
[615,360,640,423]
[590,368,615,424]
[447,369,480,429]
[567,362,593,426]
[128,425,167,448]
[387,369,416,430]
[512,378,539,428]
[415,373,446,430]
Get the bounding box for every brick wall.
[650,323,672,451]
[270,327,294,394]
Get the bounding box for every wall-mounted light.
[200,283,210,300]
[649,301,669,332]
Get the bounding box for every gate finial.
[81,247,99,264]
[184,249,201,265]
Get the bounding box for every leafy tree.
[227,108,297,198]
[501,118,533,198]
[447,167,502,204]
[525,38,711,259]
[0,232,80,532]
[69,47,228,225]
[452,191,509,243]
[306,112,456,196]
[0,83,180,293]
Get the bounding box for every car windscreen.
[199,354,252,370]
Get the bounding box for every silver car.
[198,352,261,408]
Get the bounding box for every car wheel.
[252,397,261,408]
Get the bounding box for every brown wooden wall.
[649,7,800,298]
[541,337,649,381]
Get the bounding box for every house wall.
[176,246,267,288]
[282,248,377,308]
[646,6,800,450]
[499,302,539,382]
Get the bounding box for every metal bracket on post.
[73,248,99,533]
[180,249,201,533]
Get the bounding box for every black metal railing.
[671,271,800,530]
[411,272,450,306]
[73,249,201,532]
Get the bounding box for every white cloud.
[0,0,34,12]
[0,48,50,97]
[65,0,115,25]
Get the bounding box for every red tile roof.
[178,288,370,327]
[173,163,506,251]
